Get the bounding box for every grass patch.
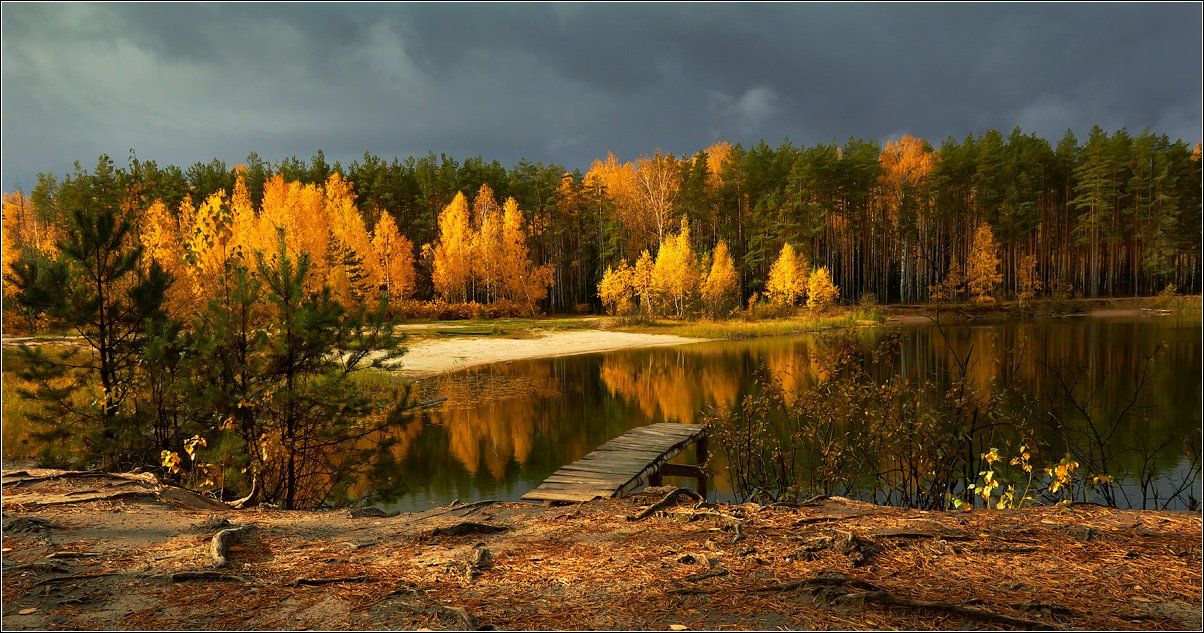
[613,309,883,340]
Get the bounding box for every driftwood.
[211,525,253,567]
[628,488,703,521]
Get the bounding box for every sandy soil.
[389,330,704,377]
[2,470,1200,630]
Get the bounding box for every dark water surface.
[354,313,1201,512]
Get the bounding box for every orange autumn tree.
[499,196,552,312]
[806,266,839,310]
[968,222,1002,303]
[634,150,682,246]
[429,192,473,302]
[598,260,636,315]
[765,243,809,306]
[701,240,739,318]
[650,217,699,318]
[371,213,416,307]
[470,185,505,302]
[324,173,381,304]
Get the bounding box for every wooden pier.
[521,423,708,503]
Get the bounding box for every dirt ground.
[1,469,1200,630]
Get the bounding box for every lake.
[346,312,1201,512]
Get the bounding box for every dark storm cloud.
[2,2,1199,189]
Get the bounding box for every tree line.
[5,125,1199,325]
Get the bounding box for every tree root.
[292,575,373,586]
[423,499,497,519]
[226,473,259,509]
[171,571,250,583]
[628,488,703,521]
[22,491,159,507]
[211,525,253,567]
[429,522,508,537]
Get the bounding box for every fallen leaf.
[17,608,38,615]
[669,625,688,631]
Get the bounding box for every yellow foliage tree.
[2,192,59,312]
[930,257,965,302]
[228,171,258,262]
[650,218,699,319]
[584,153,647,252]
[371,213,416,306]
[806,266,839,310]
[500,197,552,312]
[324,173,380,304]
[598,260,635,315]
[471,185,505,302]
[430,192,473,303]
[184,190,233,302]
[701,240,739,318]
[634,151,682,246]
[1016,253,1042,301]
[632,249,655,315]
[765,243,809,306]
[968,222,1002,303]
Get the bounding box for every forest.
[4,125,1201,329]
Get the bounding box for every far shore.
[4,296,1198,379]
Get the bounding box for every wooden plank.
[522,424,706,502]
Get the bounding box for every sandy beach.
[390,329,704,377]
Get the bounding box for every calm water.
[352,313,1202,512]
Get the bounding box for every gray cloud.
[2,2,1200,190]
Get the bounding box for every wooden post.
[650,472,663,487]
[695,434,708,500]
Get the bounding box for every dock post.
[695,434,708,499]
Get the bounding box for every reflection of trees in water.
[598,350,741,423]
[432,367,561,477]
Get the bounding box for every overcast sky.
[2,2,1200,190]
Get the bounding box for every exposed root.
[171,571,250,583]
[292,575,373,586]
[628,488,703,521]
[429,522,508,537]
[226,473,259,509]
[211,525,253,568]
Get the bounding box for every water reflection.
[334,313,1200,512]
